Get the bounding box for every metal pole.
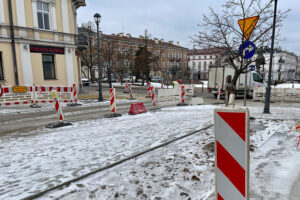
[8,0,19,85]
[108,40,112,88]
[191,45,195,85]
[244,69,248,106]
[88,25,93,81]
[264,0,278,113]
[96,22,103,101]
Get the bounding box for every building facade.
[0,0,85,86]
[187,48,223,80]
[262,48,298,82]
[77,29,189,82]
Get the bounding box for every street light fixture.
[94,13,103,101]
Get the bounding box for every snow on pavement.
[1,105,300,199]
[0,105,215,199]
[38,106,300,200]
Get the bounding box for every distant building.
[262,48,298,82]
[0,0,85,86]
[77,28,189,81]
[296,57,300,81]
[187,48,224,80]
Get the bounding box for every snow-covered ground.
[1,105,300,200]
[0,99,137,115]
[274,83,300,88]
[194,81,208,88]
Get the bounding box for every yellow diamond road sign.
[238,16,259,41]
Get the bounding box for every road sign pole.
[244,71,248,106]
[264,0,278,114]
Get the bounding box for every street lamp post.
[264,0,278,113]
[94,13,103,101]
[107,39,112,88]
[191,45,195,85]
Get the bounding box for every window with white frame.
[37,1,50,30]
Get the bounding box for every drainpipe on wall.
[8,0,19,85]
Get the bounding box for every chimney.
[154,38,159,44]
[118,32,124,37]
[169,41,173,45]
[139,35,144,39]
[177,42,180,46]
[126,33,131,38]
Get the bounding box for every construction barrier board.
[214,107,250,200]
[128,102,147,115]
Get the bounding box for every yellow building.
[0,0,85,86]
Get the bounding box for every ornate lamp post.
[94,13,103,101]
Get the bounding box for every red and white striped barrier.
[147,82,151,96]
[110,88,116,113]
[0,84,78,107]
[214,107,250,200]
[217,84,221,102]
[150,86,156,107]
[181,85,185,104]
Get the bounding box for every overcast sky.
[77,0,300,55]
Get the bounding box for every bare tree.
[77,21,98,82]
[192,0,289,94]
[133,30,159,85]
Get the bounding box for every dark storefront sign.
[30,45,65,55]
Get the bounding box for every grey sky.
[77,0,300,55]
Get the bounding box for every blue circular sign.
[249,65,255,71]
[239,41,256,59]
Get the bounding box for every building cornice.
[72,0,86,9]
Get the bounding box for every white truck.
[208,66,266,98]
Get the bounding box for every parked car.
[151,77,164,83]
[102,77,118,83]
[81,77,90,86]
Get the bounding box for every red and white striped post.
[147,82,151,97]
[161,80,164,89]
[55,97,64,122]
[296,122,300,149]
[45,89,72,128]
[214,107,250,200]
[181,85,185,104]
[72,83,78,103]
[104,87,122,118]
[124,81,129,93]
[128,83,133,99]
[150,86,156,107]
[217,84,221,102]
[110,88,116,113]
[0,84,3,98]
